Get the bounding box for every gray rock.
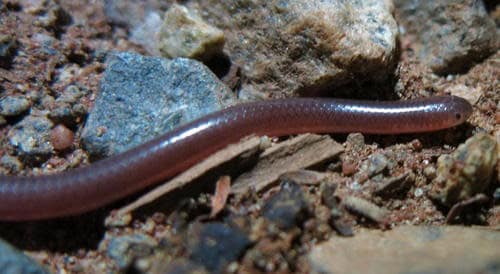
[81,52,236,158]
[309,226,500,274]
[0,95,30,116]
[262,181,309,230]
[360,153,389,178]
[31,33,59,58]
[103,0,167,28]
[394,0,498,75]
[188,222,250,273]
[189,0,398,97]
[106,233,157,270]
[0,238,50,274]
[47,85,89,126]
[8,115,54,163]
[0,154,23,173]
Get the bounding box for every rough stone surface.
[8,115,54,163]
[190,0,398,98]
[394,0,498,75]
[106,233,157,270]
[81,52,236,158]
[309,225,500,274]
[159,4,225,61]
[0,95,30,116]
[188,223,250,273]
[0,239,50,274]
[47,85,89,126]
[429,133,498,206]
[262,181,309,230]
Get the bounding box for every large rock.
[82,52,236,158]
[394,0,498,75]
[309,226,500,274]
[189,0,399,98]
[0,239,50,274]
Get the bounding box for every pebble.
[0,33,17,68]
[262,181,309,230]
[0,238,50,274]
[394,0,498,75]
[190,0,398,97]
[48,85,88,126]
[106,233,158,271]
[309,225,500,274]
[50,124,74,151]
[159,4,225,61]
[0,154,23,173]
[359,153,389,178]
[188,222,250,273]
[346,133,365,152]
[81,52,236,159]
[8,115,54,163]
[30,0,72,30]
[0,95,30,116]
[429,133,498,207]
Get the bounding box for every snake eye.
[455,113,462,120]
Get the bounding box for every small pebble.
[106,234,157,270]
[342,161,357,176]
[493,188,500,202]
[0,96,30,116]
[8,115,54,163]
[188,223,250,273]
[262,181,308,230]
[50,124,74,151]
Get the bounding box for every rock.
[494,188,500,202]
[32,33,59,56]
[346,133,365,152]
[47,85,89,126]
[262,181,309,230]
[50,124,74,151]
[103,0,166,28]
[26,0,72,30]
[394,0,498,75]
[359,153,389,178]
[0,33,17,68]
[106,233,157,270]
[0,238,50,274]
[161,259,207,274]
[0,154,23,173]
[189,0,398,97]
[0,95,30,116]
[309,226,500,274]
[130,11,163,56]
[8,115,54,163]
[81,52,236,159]
[188,222,250,273]
[159,4,225,61]
[429,133,498,207]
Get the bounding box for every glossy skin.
[0,96,472,221]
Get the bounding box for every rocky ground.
[0,1,498,274]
